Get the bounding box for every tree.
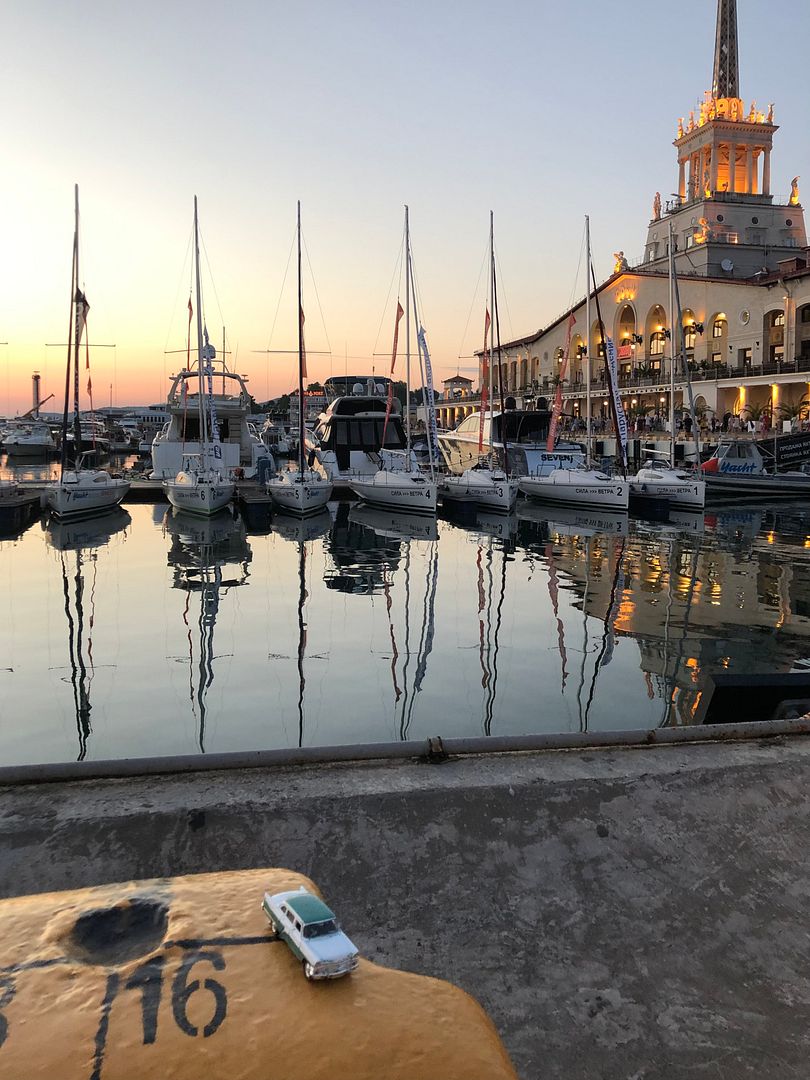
[777,398,810,423]
[306,382,324,393]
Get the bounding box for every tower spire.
[712,0,739,100]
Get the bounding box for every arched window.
[712,315,727,338]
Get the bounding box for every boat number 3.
[495,486,503,498]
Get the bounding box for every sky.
[3,0,809,415]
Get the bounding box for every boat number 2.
[616,486,623,497]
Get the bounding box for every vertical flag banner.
[187,297,193,369]
[547,314,575,451]
[478,309,491,452]
[202,325,222,460]
[382,301,404,447]
[418,325,438,456]
[300,304,307,380]
[605,336,629,468]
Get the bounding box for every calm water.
[2,466,810,765]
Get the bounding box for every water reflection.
[271,511,330,746]
[164,508,251,751]
[323,502,404,595]
[44,508,132,759]
[10,497,810,768]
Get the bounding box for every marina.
[3,460,810,767]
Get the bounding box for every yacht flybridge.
[307,376,415,488]
[152,367,266,480]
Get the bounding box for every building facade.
[482,0,810,432]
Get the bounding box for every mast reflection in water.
[165,508,251,752]
[44,509,131,759]
[8,499,810,768]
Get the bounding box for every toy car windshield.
[303,919,338,938]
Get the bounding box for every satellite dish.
[721,258,734,272]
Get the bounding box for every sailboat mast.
[193,196,206,454]
[668,221,676,468]
[297,200,305,474]
[489,211,495,459]
[60,187,78,479]
[72,185,83,464]
[491,215,509,475]
[585,215,592,470]
[405,205,412,468]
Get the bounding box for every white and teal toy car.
[262,887,360,980]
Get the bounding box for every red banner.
[300,305,307,380]
[478,309,491,452]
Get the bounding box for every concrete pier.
[3,738,810,1078]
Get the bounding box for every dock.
[3,734,810,1077]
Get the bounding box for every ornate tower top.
[712,0,740,99]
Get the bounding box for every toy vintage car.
[262,886,360,980]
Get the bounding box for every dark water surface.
[2,480,809,766]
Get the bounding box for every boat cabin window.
[326,418,406,451]
[456,416,480,435]
[494,411,551,444]
[332,398,389,417]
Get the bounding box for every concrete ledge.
[3,739,810,1077]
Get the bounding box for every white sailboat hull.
[519,469,629,511]
[350,471,437,513]
[45,473,130,519]
[438,468,518,511]
[267,469,332,514]
[629,468,705,509]
[164,477,234,516]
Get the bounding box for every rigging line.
[301,231,333,358]
[372,219,407,359]
[265,225,297,353]
[493,246,514,343]
[584,535,627,729]
[567,225,587,313]
[163,223,195,355]
[457,236,491,364]
[199,228,228,341]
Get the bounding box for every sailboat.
[45,186,130,520]
[350,206,437,513]
[519,216,629,512]
[629,221,706,511]
[266,202,332,514]
[164,197,235,516]
[439,213,519,512]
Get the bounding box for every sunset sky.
[3,0,808,415]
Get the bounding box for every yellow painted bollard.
[0,867,517,1079]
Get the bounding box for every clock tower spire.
[712,0,739,100]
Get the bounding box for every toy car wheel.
[303,961,315,981]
